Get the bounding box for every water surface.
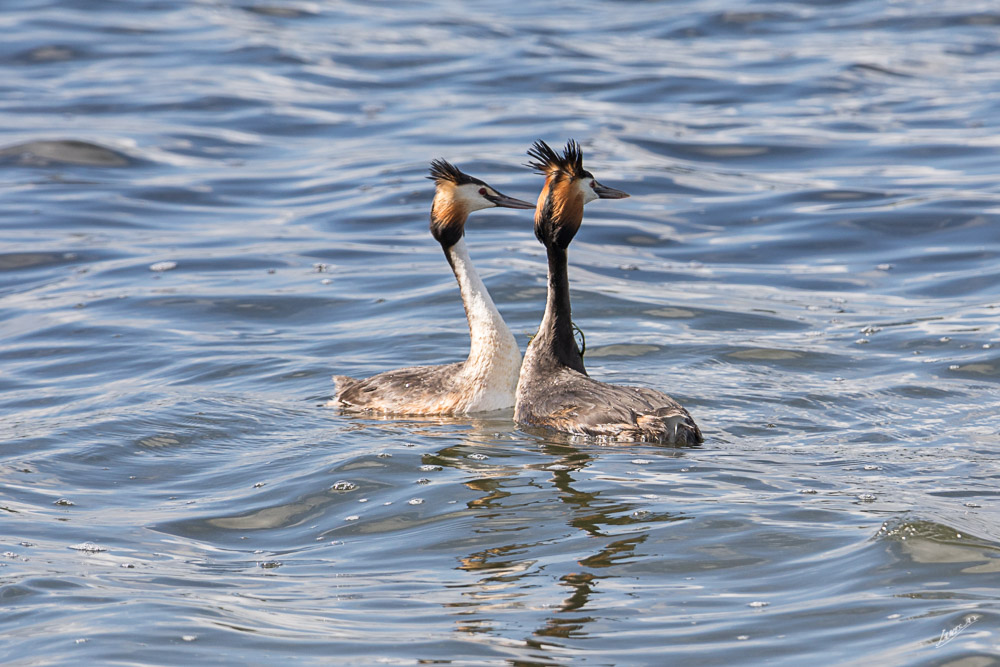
[2,1,999,664]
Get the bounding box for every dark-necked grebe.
[514,140,702,445]
[332,159,534,415]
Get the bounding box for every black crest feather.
[526,139,585,178]
[428,158,481,186]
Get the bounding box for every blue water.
[2,1,999,664]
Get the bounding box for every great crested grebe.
[514,140,703,445]
[332,159,534,415]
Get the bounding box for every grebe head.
[428,159,534,248]
[526,139,629,249]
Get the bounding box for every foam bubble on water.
[748,601,769,608]
[407,498,424,505]
[53,498,75,506]
[858,493,877,502]
[330,480,357,492]
[467,453,489,460]
[70,542,108,553]
[149,261,177,272]
[258,560,281,569]
[631,459,652,465]
[344,515,359,521]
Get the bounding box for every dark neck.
[535,244,586,373]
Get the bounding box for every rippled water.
[2,1,999,664]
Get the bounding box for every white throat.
[445,237,521,410]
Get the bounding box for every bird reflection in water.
[445,439,687,643]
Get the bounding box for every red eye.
[479,187,487,195]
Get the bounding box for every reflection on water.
[2,0,999,664]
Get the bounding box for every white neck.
[445,237,521,409]
[447,237,516,362]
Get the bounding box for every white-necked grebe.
[332,159,534,415]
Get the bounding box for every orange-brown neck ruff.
[430,189,467,249]
[548,176,584,237]
[535,175,583,249]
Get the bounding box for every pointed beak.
[592,180,630,199]
[485,190,535,209]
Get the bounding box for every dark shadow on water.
[0,140,135,167]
